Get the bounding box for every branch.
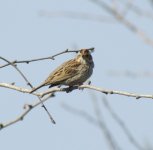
[0,57,32,87]
[0,93,54,130]
[1,83,153,100]
[0,57,55,124]
[102,96,144,150]
[0,47,94,68]
[1,82,153,129]
[62,101,121,150]
[121,0,153,20]
[39,10,115,23]
[89,0,153,47]
[91,93,121,150]
[39,1,153,48]
[0,82,67,97]
[40,84,153,100]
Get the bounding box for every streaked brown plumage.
[30,49,94,93]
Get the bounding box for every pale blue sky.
[1,0,153,150]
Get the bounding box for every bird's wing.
[44,59,81,85]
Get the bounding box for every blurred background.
[1,0,153,149]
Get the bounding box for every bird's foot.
[65,86,74,93]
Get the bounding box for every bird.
[30,49,94,93]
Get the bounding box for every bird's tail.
[30,83,45,93]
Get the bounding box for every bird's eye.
[80,49,88,54]
[84,50,89,55]
[85,54,91,59]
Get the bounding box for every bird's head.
[76,49,94,66]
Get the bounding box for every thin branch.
[39,1,153,47]
[0,57,32,87]
[120,0,153,19]
[0,82,63,96]
[150,0,153,7]
[107,70,153,78]
[42,84,153,100]
[91,92,121,150]
[89,0,153,47]
[0,93,54,130]
[0,83,36,94]
[39,10,115,23]
[0,57,55,124]
[62,102,121,150]
[62,103,97,124]
[1,83,153,100]
[0,47,94,69]
[1,82,153,129]
[102,96,145,150]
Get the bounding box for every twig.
[0,93,54,130]
[0,57,55,124]
[0,57,32,87]
[120,0,153,20]
[0,47,94,68]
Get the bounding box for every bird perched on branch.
[30,49,94,93]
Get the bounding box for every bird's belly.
[64,65,93,86]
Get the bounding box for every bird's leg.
[65,86,74,93]
[78,81,91,90]
[78,84,84,90]
[65,83,86,93]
